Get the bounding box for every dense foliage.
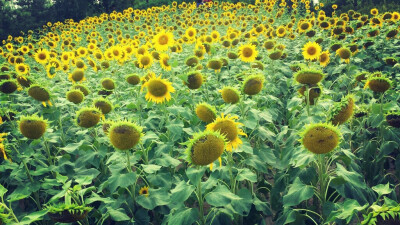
[0,0,400,224]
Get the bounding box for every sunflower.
[195,103,217,123]
[238,44,258,63]
[68,69,86,83]
[328,95,355,126]
[34,49,50,64]
[385,112,400,128]
[295,68,325,85]
[302,41,321,61]
[336,47,352,64]
[206,113,247,151]
[76,107,102,128]
[185,130,226,170]
[159,53,171,71]
[138,53,153,69]
[364,76,392,93]
[301,123,341,154]
[18,115,48,139]
[153,30,174,52]
[276,25,287,38]
[0,80,18,94]
[370,8,378,16]
[139,186,149,197]
[66,89,84,104]
[242,74,264,95]
[141,75,175,104]
[108,121,142,150]
[28,85,52,107]
[220,86,240,104]
[15,63,29,76]
[184,71,203,90]
[319,51,330,67]
[46,63,57,79]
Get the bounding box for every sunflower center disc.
[159,35,168,45]
[242,48,253,57]
[148,80,168,97]
[307,47,316,55]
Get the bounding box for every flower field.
[0,0,400,224]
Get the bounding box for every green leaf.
[282,177,314,207]
[205,185,242,207]
[0,184,7,198]
[230,188,252,216]
[106,207,131,221]
[142,164,162,174]
[167,208,198,225]
[335,163,366,189]
[328,199,368,223]
[107,172,136,193]
[186,167,206,185]
[60,140,85,153]
[372,182,391,196]
[136,188,169,210]
[169,180,195,206]
[19,210,48,225]
[236,168,257,182]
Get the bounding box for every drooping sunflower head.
[193,101,216,123]
[238,44,258,63]
[220,86,240,104]
[302,41,322,61]
[153,30,174,52]
[364,75,392,93]
[18,114,47,139]
[185,56,200,67]
[300,123,341,154]
[242,74,264,95]
[298,84,323,105]
[183,71,203,90]
[141,75,175,104]
[294,68,325,85]
[227,51,238,59]
[93,98,113,114]
[101,78,115,90]
[354,72,369,82]
[72,84,90,96]
[125,74,140,85]
[0,80,18,94]
[330,42,342,52]
[328,95,355,126]
[383,57,398,66]
[207,59,223,71]
[28,85,51,101]
[385,111,400,128]
[336,47,352,63]
[268,49,283,60]
[102,120,114,134]
[206,113,246,151]
[66,89,84,104]
[76,107,102,128]
[69,69,85,83]
[108,121,142,150]
[185,130,226,166]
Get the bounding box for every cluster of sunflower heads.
[294,67,325,105]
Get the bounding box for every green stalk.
[305,85,310,117]
[0,203,19,223]
[227,152,236,194]
[12,146,42,210]
[196,178,205,225]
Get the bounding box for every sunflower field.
[0,0,400,224]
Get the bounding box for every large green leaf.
[372,182,391,196]
[282,177,314,207]
[205,185,242,207]
[169,180,195,206]
[236,168,257,182]
[167,208,199,225]
[107,172,136,193]
[106,207,131,221]
[327,199,368,223]
[136,188,169,210]
[186,167,206,185]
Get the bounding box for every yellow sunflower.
[34,49,50,64]
[139,186,149,197]
[138,53,153,69]
[302,41,321,61]
[238,44,258,63]
[141,75,175,104]
[153,30,174,52]
[319,51,330,67]
[15,63,30,76]
[206,113,247,151]
[159,53,171,71]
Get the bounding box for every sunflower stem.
[126,151,132,172]
[316,154,327,222]
[305,85,311,117]
[11,145,42,210]
[227,152,236,194]
[196,177,206,225]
